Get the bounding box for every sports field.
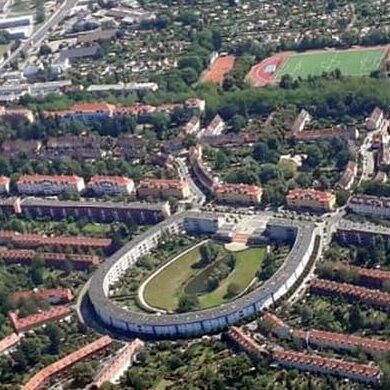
[275,48,386,80]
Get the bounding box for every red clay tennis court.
[201,55,236,84]
[246,54,288,87]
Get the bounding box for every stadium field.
[275,48,387,80]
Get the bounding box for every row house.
[44,134,102,161]
[0,333,21,355]
[336,160,357,190]
[286,189,336,212]
[366,107,385,131]
[348,195,390,218]
[87,175,134,196]
[10,288,74,305]
[202,132,259,148]
[273,349,381,384]
[189,145,219,193]
[336,220,390,247]
[224,327,262,357]
[0,249,101,270]
[294,328,390,357]
[137,179,190,200]
[214,183,263,206]
[8,305,72,333]
[16,174,85,196]
[0,107,34,123]
[0,231,112,250]
[45,102,116,124]
[1,139,41,158]
[199,114,226,138]
[183,115,200,135]
[261,312,292,339]
[114,134,146,158]
[23,336,112,390]
[0,176,10,194]
[310,278,390,310]
[92,339,144,389]
[18,198,171,225]
[291,127,358,142]
[291,109,311,134]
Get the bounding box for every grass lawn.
[199,247,265,309]
[142,244,266,311]
[143,245,202,311]
[276,48,387,80]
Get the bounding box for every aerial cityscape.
[0,0,390,389]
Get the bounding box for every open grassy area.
[276,48,387,80]
[142,243,265,311]
[199,247,265,308]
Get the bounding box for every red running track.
[246,54,288,87]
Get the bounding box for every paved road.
[175,157,206,206]
[0,0,78,73]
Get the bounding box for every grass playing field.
[276,48,387,80]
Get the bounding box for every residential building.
[23,336,112,390]
[224,327,262,357]
[45,102,116,123]
[19,198,171,224]
[0,15,33,39]
[77,29,117,43]
[336,160,357,190]
[137,179,190,200]
[8,305,72,332]
[366,107,385,131]
[0,106,34,123]
[336,220,390,247]
[185,98,206,114]
[92,339,144,388]
[273,349,381,384]
[348,195,390,218]
[261,312,291,338]
[1,139,41,157]
[0,249,101,270]
[0,230,112,250]
[0,176,10,194]
[286,189,336,212]
[87,176,134,196]
[115,134,146,158]
[183,215,225,234]
[10,289,74,305]
[291,127,357,142]
[58,44,101,63]
[202,132,259,148]
[183,116,200,135]
[291,109,311,134]
[294,328,390,357]
[214,183,263,205]
[87,82,159,93]
[16,174,85,195]
[310,279,390,310]
[201,114,225,137]
[0,333,20,355]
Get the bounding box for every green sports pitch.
[275,48,387,80]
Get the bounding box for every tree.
[71,362,95,387]
[45,323,62,355]
[214,150,230,171]
[198,243,219,267]
[39,44,52,56]
[349,305,364,332]
[225,282,240,299]
[177,294,199,313]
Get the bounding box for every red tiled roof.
[0,249,100,267]
[0,333,21,354]
[88,175,133,187]
[287,188,334,203]
[17,174,83,185]
[8,305,72,332]
[10,289,73,304]
[0,231,111,249]
[294,329,390,355]
[273,349,381,381]
[23,336,112,390]
[92,339,144,388]
[138,179,187,190]
[310,278,390,308]
[225,327,262,354]
[214,183,262,197]
[262,312,288,330]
